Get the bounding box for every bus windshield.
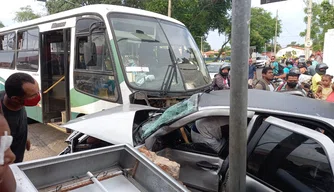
[109,13,210,93]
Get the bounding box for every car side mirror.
[84,42,97,66]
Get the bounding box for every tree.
[143,0,231,50]
[288,41,297,46]
[300,1,334,51]
[250,8,282,53]
[0,21,4,28]
[14,6,41,22]
[46,0,142,15]
[46,0,232,46]
[202,41,211,52]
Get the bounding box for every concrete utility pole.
[305,0,313,59]
[168,0,172,17]
[229,0,251,189]
[274,10,278,55]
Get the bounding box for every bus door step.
[47,122,71,134]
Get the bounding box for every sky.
[207,0,312,50]
[0,0,319,50]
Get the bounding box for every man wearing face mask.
[210,63,231,90]
[0,73,40,163]
[276,67,305,93]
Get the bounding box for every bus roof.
[0,4,184,33]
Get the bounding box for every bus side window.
[74,18,118,102]
[0,32,15,69]
[17,28,39,72]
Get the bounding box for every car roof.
[199,89,334,119]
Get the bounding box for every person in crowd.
[306,60,316,76]
[210,63,231,90]
[315,51,323,64]
[254,67,275,91]
[270,56,279,76]
[311,63,328,93]
[293,58,299,66]
[298,63,310,75]
[315,74,333,100]
[297,63,313,97]
[0,115,16,192]
[274,61,293,79]
[309,54,318,66]
[248,58,257,88]
[276,67,305,93]
[326,84,334,102]
[0,73,40,163]
[191,117,229,153]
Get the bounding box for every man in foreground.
[0,73,40,163]
[254,67,275,91]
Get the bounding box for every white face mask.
[311,58,314,61]
[0,131,12,165]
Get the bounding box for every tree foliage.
[46,0,143,14]
[45,0,232,50]
[0,22,4,28]
[14,6,41,23]
[202,41,211,52]
[250,8,282,53]
[299,1,334,51]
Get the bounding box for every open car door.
[245,116,334,192]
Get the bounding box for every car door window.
[247,124,333,192]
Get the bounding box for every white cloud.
[0,0,47,26]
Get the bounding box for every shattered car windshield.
[138,94,199,140]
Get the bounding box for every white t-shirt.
[299,74,312,84]
[268,84,275,91]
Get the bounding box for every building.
[276,46,311,58]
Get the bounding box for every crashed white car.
[61,89,334,192]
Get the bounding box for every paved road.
[23,123,69,162]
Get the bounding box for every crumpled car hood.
[61,104,157,146]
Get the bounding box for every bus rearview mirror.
[84,42,97,66]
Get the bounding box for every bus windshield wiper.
[160,46,179,95]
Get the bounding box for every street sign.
[305,40,313,48]
[260,0,286,4]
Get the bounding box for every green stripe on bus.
[26,106,43,122]
[110,40,125,83]
[70,89,98,108]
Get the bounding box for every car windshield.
[207,64,221,73]
[138,94,199,140]
[109,13,210,92]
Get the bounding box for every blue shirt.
[272,61,279,75]
[283,67,290,74]
[312,60,318,67]
[249,64,256,79]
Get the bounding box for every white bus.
[0,4,211,128]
